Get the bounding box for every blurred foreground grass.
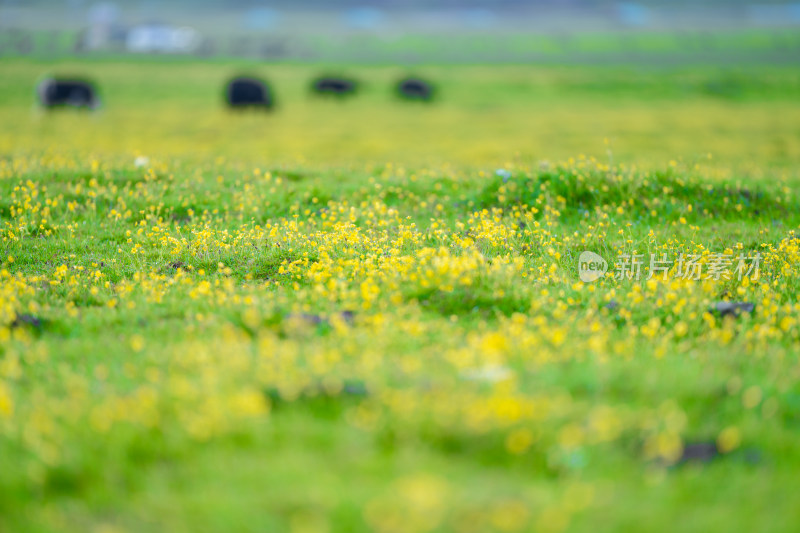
[0,59,800,533]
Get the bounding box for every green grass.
[1,58,800,532]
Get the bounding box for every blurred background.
[2,0,800,63]
[1,1,799,173]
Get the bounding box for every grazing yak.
[36,77,100,110]
[397,77,435,102]
[225,76,274,110]
[311,76,358,97]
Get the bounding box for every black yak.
[397,77,435,102]
[36,77,100,110]
[225,76,274,110]
[311,77,358,97]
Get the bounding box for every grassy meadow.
[1,58,800,532]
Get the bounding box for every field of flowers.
[1,60,800,532]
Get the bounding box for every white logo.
[579,251,607,283]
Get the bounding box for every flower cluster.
[0,152,798,532]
